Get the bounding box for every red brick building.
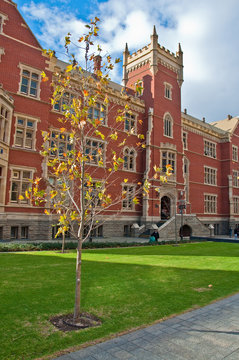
[0,0,238,241]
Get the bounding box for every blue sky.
[15,0,239,123]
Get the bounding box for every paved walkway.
[54,293,239,360]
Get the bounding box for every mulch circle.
[50,312,102,332]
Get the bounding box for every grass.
[1,242,239,360]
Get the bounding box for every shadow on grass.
[1,251,239,360]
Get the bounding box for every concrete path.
[54,293,239,360]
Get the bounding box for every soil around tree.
[50,312,102,332]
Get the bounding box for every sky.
[15,0,239,123]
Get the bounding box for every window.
[135,80,144,96]
[232,146,238,162]
[21,226,29,239]
[0,16,3,33]
[123,148,136,171]
[48,176,71,207]
[204,167,217,185]
[204,140,216,158]
[54,92,74,112]
[184,158,189,174]
[164,83,172,100]
[11,226,18,240]
[84,180,104,207]
[125,112,136,134]
[0,166,3,203]
[0,103,10,143]
[122,184,135,210]
[234,197,239,214]
[0,13,7,33]
[10,169,33,204]
[0,226,3,240]
[88,102,106,125]
[124,225,132,236]
[233,171,239,188]
[91,225,103,237]
[162,151,175,173]
[164,114,173,138]
[52,225,70,239]
[204,194,217,214]
[85,138,105,166]
[19,68,40,98]
[50,130,72,158]
[14,117,36,150]
[183,132,187,150]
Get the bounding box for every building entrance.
[179,224,192,237]
[161,196,171,220]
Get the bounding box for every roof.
[182,112,228,137]
[211,116,239,133]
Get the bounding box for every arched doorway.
[161,196,171,220]
[179,224,192,237]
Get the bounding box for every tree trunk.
[73,237,82,322]
[62,231,65,253]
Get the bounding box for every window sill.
[11,146,37,153]
[204,183,217,187]
[17,92,40,101]
[7,203,34,208]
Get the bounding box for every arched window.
[123,148,136,171]
[164,113,173,138]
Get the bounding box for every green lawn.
[1,242,239,360]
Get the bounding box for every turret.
[122,43,130,87]
[150,25,158,75]
[176,43,184,87]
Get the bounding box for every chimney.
[184,108,187,114]
[202,117,205,122]
[228,114,232,120]
[93,55,102,74]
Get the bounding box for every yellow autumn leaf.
[66,64,73,72]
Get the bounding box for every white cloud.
[20,0,239,122]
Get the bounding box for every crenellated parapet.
[123,26,184,87]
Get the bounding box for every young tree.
[29,18,172,324]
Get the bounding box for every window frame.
[182,131,188,150]
[9,167,34,205]
[123,147,136,172]
[204,193,217,214]
[84,179,105,208]
[14,115,38,150]
[53,91,75,113]
[233,170,239,188]
[232,145,238,162]
[135,80,144,96]
[85,137,106,166]
[163,113,173,138]
[18,64,41,99]
[204,166,217,186]
[124,112,137,134]
[204,139,216,159]
[122,183,135,211]
[164,82,172,100]
[0,102,10,144]
[161,150,176,174]
[233,197,239,214]
[50,129,73,159]
[0,12,8,34]
[88,101,107,126]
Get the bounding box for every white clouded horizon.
[19,0,239,122]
